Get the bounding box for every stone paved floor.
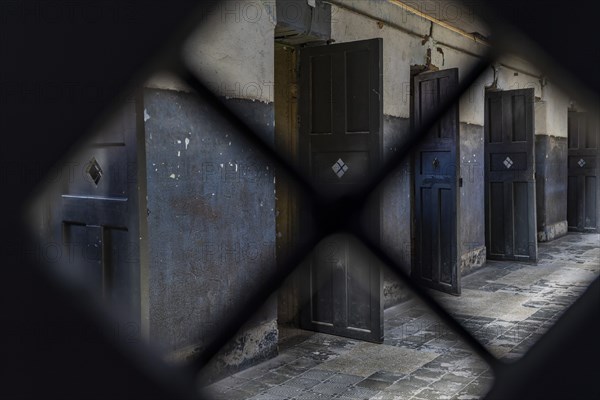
[202,233,599,400]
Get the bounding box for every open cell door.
[57,96,143,325]
[298,38,383,343]
[567,111,600,232]
[412,68,460,295]
[484,89,538,261]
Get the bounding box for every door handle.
[432,158,439,169]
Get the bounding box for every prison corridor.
[202,232,599,400]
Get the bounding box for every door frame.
[135,90,151,341]
[274,42,303,328]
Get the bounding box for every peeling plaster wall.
[330,1,492,122]
[541,83,569,138]
[144,0,277,376]
[496,64,542,99]
[331,2,429,119]
[144,89,277,366]
[183,0,276,104]
[205,319,279,380]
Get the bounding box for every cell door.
[484,89,538,261]
[59,96,143,324]
[411,68,460,295]
[298,38,383,343]
[567,111,600,232]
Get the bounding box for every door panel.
[567,111,600,232]
[412,68,460,295]
[58,96,142,322]
[484,89,537,261]
[305,234,381,342]
[299,38,383,343]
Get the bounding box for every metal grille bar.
[173,52,500,375]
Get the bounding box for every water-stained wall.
[143,0,277,378]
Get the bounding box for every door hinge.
[459,177,463,187]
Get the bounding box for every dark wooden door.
[484,89,537,261]
[411,68,460,295]
[298,38,383,343]
[59,96,143,324]
[567,111,600,232]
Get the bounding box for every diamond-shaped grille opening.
[578,158,586,167]
[503,156,514,169]
[85,157,103,186]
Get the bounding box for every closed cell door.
[298,38,383,343]
[412,68,460,295]
[567,111,600,232]
[484,89,538,262]
[58,96,143,324]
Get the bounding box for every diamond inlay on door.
[85,157,103,185]
[331,158,349,178]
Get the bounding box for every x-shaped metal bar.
[170,47,501,382]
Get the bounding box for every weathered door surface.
[567,111,600,232]
[59,96,142,324]
[411,68,460,295]
[298,38,383,342]
[484,89,538,261]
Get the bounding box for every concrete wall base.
[167,320,279,384]
[383,273,412,309]
[460,245,486,276]
[538,220,568,242]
